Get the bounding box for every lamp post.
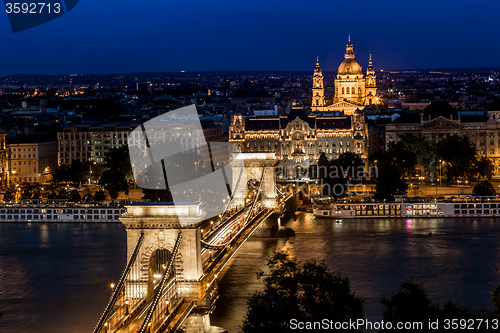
[439,160,442,187]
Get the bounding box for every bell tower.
[365,54,377,105]
[312,56,325,108]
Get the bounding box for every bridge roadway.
[100,189,295,333]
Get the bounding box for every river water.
[1,213,500,332]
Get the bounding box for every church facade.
[312,37,380,115]
[229,108,369,177]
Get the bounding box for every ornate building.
[229,108,369,176]
[312,37,380,115]
[385,102,500,176]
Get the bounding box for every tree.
[336,152,365,181]
[380,280,496,332]
[53,164,72,183]
[242,250,364,332]
[93,189,107,202]
[57,188,70,200]
[142,189,173,202]
[374,160,408,201]
[99,170,129,199]
[316,152,329,180]
[54,161,93,184]
[68,190,81,203]
[475,156,494,181]
[387,140,417,176]
[398,134,435,169]
[492,286,500,319]
[323,159,348,198]
[437,135,477,183]
[104,146,133,180]
[3,188,15,202]
[381,280,467,331]
[473,181,496,197]
[87,161,104,182]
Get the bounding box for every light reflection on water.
[0,223,126,333]
[211,213,500,332]
[1,215,499,333]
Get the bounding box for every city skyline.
[1,0,499,76]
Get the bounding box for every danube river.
[1,214,500,332]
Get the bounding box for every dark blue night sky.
[1,0,499,76]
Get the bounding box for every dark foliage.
[473,181,496,197]
[99,170,128,199]
[242,250,364,333]
[93,189,107,202]
[374,160,408,201]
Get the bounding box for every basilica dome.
[337,37,363,75]
[338,58,363,75]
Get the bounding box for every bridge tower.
[232,153,278,211]
[121,203,205,300]
[93,202,218,333]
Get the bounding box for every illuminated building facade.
[312,37,380,115]
[229,107,368,174]
[8,141,57,184]
[386,102,500,176]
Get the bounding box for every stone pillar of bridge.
[230,153,279,211]
[120,203,204,301]
[261,166,278,209]
[230,161,247,210]
[182,313,212,333]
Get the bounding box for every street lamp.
[439,160,442,187]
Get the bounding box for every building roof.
[422,101,457,119]
[280,108,316,128]
[243,108,353,131]
[245,118,280,131]
[316,117,351,130]
[7,134,57,144]
[393,112,421,124]
[461,114,489,122]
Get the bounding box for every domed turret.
[337,36,363,75]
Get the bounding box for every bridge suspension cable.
[200,167,268,249]
[211,163,246,231]
[92,232,145,333]
[139,231,183,333]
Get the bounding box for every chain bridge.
[92,153,298,333]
